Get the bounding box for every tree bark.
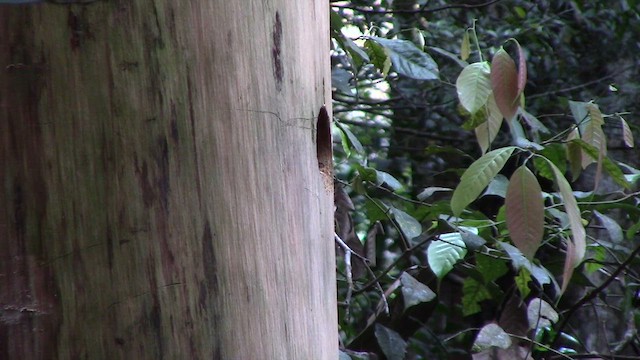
[0,1,336,359]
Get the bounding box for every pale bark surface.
[0,1,336,359]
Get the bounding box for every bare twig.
[331,0,503,15]
[554,243,640,344]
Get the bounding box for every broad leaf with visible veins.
[456,61,492,114]
[490,48,519,120]
[451,147,515,216]
[506,166,544,260]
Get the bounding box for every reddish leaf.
[505,166,544,259]
[516,42,527,96]
[561,236,576,294]
[490,48,519,120]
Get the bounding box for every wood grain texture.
[0,1,336,359]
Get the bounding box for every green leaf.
[472,323,512,352]
[505,166,544,260]
[342,35,370,68]
[499,242,555,289]
[515,266,532,298]
[570,139,629,188]
[476,253,509,283]
[490,48,519,120]
[390,207,422,240]
[475,94,504,154]
[534,144,566,181]
[400,272,436,311]
[370,37,439,80]
[334,121,364,155]
[374,324,407,360]
[428,232,467,279]
[451,147,516,216]
[462,278,491,316]
[376,170,403,191]
[365,39,391,76]
[456,61,492,114]
[330,9,344,33]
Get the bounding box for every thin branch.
[337,119,469,143]
[528,64,635,100]
[554,242,640,343]
[331,0,503,15]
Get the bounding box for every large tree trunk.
[0,1,336,359]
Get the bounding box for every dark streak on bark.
[155,137,170,211]
[170,102,179,145]
[147,265,165,360]
[201,221,218,293]
[271,11,283,91]
[1,12,60,357]
[136,161,155,208]
[186,71,203,206]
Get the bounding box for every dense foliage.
[331,1,640,359]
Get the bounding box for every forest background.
[331,1,640,359]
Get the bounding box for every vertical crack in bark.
[271,11,283,91]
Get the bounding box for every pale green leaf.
[566,128,582,180]
[456,62,492,114]
[376,170,403,191]
[490,48,519,120]
[506,166,544,260]
[593,210,623,243]
[483,174,509,198]
[472,323,512,352]
[546,160,586,270]
[519,109,549,134]
[417,187,452,200]
[428,232,467,279]
[580,103,606,168]
[570,139,629,188]
[474,94,503,154]
[461,30,471,61]
[527,298,558,330]
[400,272,436,310]
[621,116,634,148]
[451,147,516,216]
[569,100,589,125]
